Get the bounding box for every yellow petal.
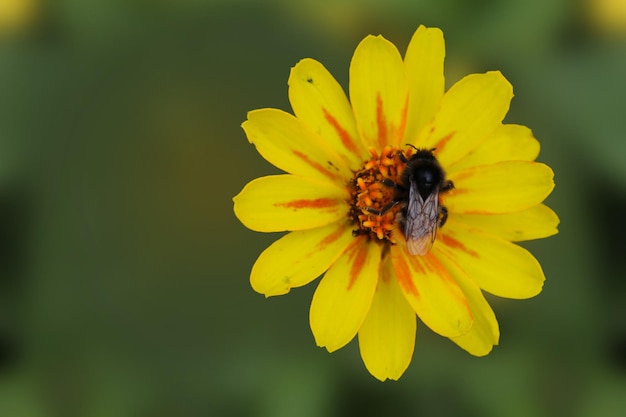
[288,58,367,171]
[435,252,499,356]
[358,258,416,381]
[416,71,513,168]
[403,25,445,144]
[233,175,348,232]
[435,220,545,299]
[445,161,555,214]
[243,109,351,181]
[390,244,473,337]
[349,35,409,149]
[250,222,354,297]
[453,204,560,242]
[309,237,382,352]
[447,124,540,173]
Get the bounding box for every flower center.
[348,145,415,244]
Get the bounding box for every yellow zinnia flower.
[233,25,558,381]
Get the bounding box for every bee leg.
[381,178,407,191]
[363,200,400,216]
[438,206,449,227]
[441,180,454,192]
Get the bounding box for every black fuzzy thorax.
[400,149,445,201]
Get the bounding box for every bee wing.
[404,181,440,256]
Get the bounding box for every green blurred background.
[0,0,625,416]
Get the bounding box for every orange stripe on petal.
[373,93,410,149]
[310,238,383,352]
[390,244,473,337]
[319,222,351,249]
[424,252,462,287]
[233,175,348,232]
[322,107,362,157]
[292,150,342,182]
[376,94,387,148]
[350,35,409,150]
[400,97,409,145]
[275,197,338,210]
[452,204,559,242]
[434,220,545,299]
[358,258,416,381]
[446,161,555,214]
[347,239,369,291]
[251,222,355,296]
[288,59,366,171]
[435,252,500,356]
[243,109,350,181]
[447,124,540,174]
[416,72,513,168]
[403,26,445,146]
[391,249,419,296]
[438,233,480,258]
[433,131,456,153]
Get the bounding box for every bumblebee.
[366,147,453,255]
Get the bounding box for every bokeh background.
[0,0,625,416]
